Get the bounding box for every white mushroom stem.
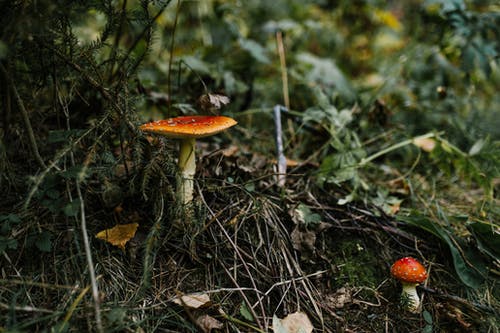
[177,138,196,204]
[401,282,421,313]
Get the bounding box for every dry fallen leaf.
[389,201,401,215]
[413,137,436,152]
[95,223,139,250]
[222,144,239,157]
[270,158,304,167]
[172,293,211,309]
[208,93,230,109]
[290,227,316,254]
[273,312,314,333]
[199,93,230,111]
[325,287,353,309]
[196,314,223,333]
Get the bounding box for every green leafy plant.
[0,214,20,253]
[425,0,499,76]
[467,221,500,264]
[398,212,488,288]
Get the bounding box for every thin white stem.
[401,283,421,313]
[177,138,196,204]
[75,181,103,331]
[61,90,103,332]
[273,105,286,187]
[359,132,442,166]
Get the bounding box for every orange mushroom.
[391,257,428,313]
[140,116,237,204]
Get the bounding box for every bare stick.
[276,31,296,140]
[60,90,103,332]
[73,170,103,333]
[273,105,287,187]
[276,31,289,110]
[166,0,182,116]
[0,302,53,314]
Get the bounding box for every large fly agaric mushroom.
[140,115,237,204]
[391,257,428,313]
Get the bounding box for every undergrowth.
[0,0,499,332]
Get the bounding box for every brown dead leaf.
[389,201,401,215]
[325,287,353,309]
[413,137,436,152]
[387,178,409,195]
[222,145,239,157]
[172,293,211,309]
[237,153,268,174]
[270,157,321,168]
[196,314,223,333]
[95,223,139,250]
[199,93,230,111]
[208,94,230,109]
[290,227,316,254]
[270,157,301,167]
[280,312,314,333]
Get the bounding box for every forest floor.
[1,1,499,332]
[1,121,498,332]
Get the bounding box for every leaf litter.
[95,223,139,250]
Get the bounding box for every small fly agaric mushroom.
[391,257,428,313]
[140,115,237,204]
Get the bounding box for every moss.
[336,239,383,288]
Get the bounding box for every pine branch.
[112,0,172,81]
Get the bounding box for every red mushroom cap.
[391,257,428,284]
[140,115,237,139]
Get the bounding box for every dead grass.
[1,141,498,333]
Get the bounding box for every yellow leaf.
[373,9,402,31]
[95,223,139,250]
[413,137,436,152]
